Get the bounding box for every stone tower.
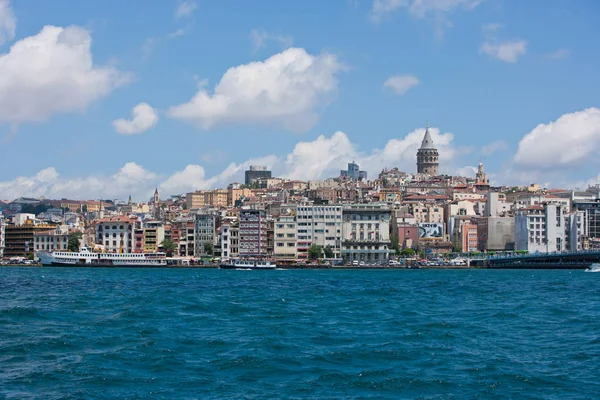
[476,162,489,184]
[153,188,161,219]
[416,123,439,175]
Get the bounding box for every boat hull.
[42,261,167,268]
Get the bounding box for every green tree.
[81,204,88,213]
[308,244,323,260]
[161,239,177,257]
[67,232,82,252]
[182,203,188,210]
[203,242,214,256]
[400,247,415,257]
[323,245,334,259]
[390,235,401,255]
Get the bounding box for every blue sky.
[0,0,599,201]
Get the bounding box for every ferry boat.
[37,246,167,267]
[219,258,277,270]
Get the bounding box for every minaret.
[128,194,132,205]
[416,122,439,175]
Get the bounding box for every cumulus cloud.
[514,108,600,169]
[249,29,293,52]
[160,165,215,194]
[0,126,469,200]
[175,1,197,19]
[0,25,130,123]
[113,103,158,135]
[480,24,527,63]
[0,0,16,45]
[167,47,344,132]
[383,74,420,95]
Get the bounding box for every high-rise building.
[239,209,268,256]
[416,124,439,175]
[194,213,216,256]
[295,204,343,259]
[340,161,367,181]
[244,165,272,186]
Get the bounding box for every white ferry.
[37,246,167,267]
[219,258,277,270]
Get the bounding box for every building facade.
[33,226,69,252]
[340,161,367,181]
[94,216,136,253]
[239,209,268,257]
[295,204,343,259]
[245,166,272,186]
[274,215,297,260]
[194,213,216,256]
[515,204,565,253]
[341,204,392,263]
[416,125,439,175]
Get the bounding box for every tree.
[182,203,188,210]
[67,232,82,252]
[308,244,323,260]
[203,242,214,256]
[161,239,176,257]
[390,235,401,255]
[82,204,88,213]
[400,248,415,257]
[323,245,334,259]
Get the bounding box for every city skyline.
[0,0,599,200]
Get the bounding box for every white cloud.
[113,103,158,135]
[0,126,469,200]
[168,28,186,38]
[383,74,420,95]
[0,0,16,46]
[370,0,482,26]
[481,140,507,156]
[481,40,527,63]
[167,47,344,132]
[0,25,130,123]
[160,165,215,195]
[480,24,527,63]
[175,1,197,19]
[514,108,600,169]
[250,29,293,52]
[547,48,570,60]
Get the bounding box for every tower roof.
[419,125,436,150]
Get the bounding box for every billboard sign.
[419,223,443,239]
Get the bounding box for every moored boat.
[37,246,167,267]
[219,258,276,270]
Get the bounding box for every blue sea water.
[0,267,599,399]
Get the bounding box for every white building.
[515,204,565,253]
[295,204,343,259]
[0,214,5,258]
[342,203,392,263]
[515,194,571,213]
[194,213,216,256]
[95,216,137,253]
[274,214,297,260]
[485,192,511,217]
[33,226,70,252]
[14,213,36,226]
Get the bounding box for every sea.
[0,267,599,400]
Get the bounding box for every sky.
[0,0,599,201]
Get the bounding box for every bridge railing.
[486,249,600,260]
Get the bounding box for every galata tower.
[416,123,439,175]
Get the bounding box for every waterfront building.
[515,204,565,253]
[340,161,367,181]
[142,221,165,253]
[296,204,343,259]
[194,213,216,256]
[94,216,137,253]
[475,216,515,252]
[341,203,392,263]
[274,213,297,260]
[392,208,418,249]
[416,124,439,175]
[245,165,271,186]
[239,209,268,257]
[33,226,69,252]
[451,219,478,252]
[4,220,58,257]
[171,217,195,257]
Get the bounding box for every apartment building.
[341,204,392,263]
[194,213,216,256]
[239,209,267,257]
[95,216,137,253]
[295,204,343,259]
[274,214,297,259]
[0,214,5,258]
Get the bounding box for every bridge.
[469,250,600,269]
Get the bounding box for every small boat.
[585,263,600,273]
[219,258,276,270]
